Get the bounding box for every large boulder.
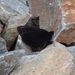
[2,14,32,50]
[10,42,73,75]
[0,21,3,34]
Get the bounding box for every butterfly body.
[17,26,54,51]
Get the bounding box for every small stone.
[0,37,8,54]
[1,0,29,14]
[67,46,75,75]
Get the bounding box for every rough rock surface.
[2,14,32,50]
[29,0,57,31]
[29,0,75,44]
[16,52,39,67]
[10,42,73,75]
[0,49,25,75]
[7,14,32,29]
[15,35,22,50]
[55,0,75,44]
[19,0,28,5]
[0,4,19,24]
[1,0,29,14]
[0,37,8,54]
[15,35,32,55]
[56,22,75,44]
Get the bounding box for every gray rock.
[0,49,25,75]
[7,14,32,29]
[15,35,32,55]
[67,46,75,75]
[10,42,73,75]
[0,4,19,24]
[0,37,8,54]
[1,0,29,14]
[15,35,22,50]
[67,46,75,57]
[19,0,28,5]
[2,14,32,50]
[17,54,37,66]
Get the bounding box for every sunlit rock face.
[29,0,75,44]
[56,0,75,44]
[10,42,73,75]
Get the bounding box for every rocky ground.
[0,0,75,75]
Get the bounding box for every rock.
[1,0,29,14]
[28,0,39,17]
[0,4,19,24]
[0,37,8,54]
[0,49,25,75]
[29,0,61,31]
[15,35,32,55]
[55,0,75,44]
[10,42,73,75]
[56,24,75,44]
[2,14,32,50]
[29,0,75,44]
[26,16,39,27]
[22,42,32,54]
[67,46,75,75]
[16,53,39,67]
[2,28,18,50]
[7,14,32,29]
[15,35,22,50]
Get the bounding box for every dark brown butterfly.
[17,26,54,51]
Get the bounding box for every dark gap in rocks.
[8,36,18,51]
[0,20,5,28]
[25,16,39,28]
[61,42,75,47]
[0,20,5,35]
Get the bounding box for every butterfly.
[17,26,54,51]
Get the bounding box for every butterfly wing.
[22,30,48,48]
[17,26,54,48]
[17,26,48,36]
